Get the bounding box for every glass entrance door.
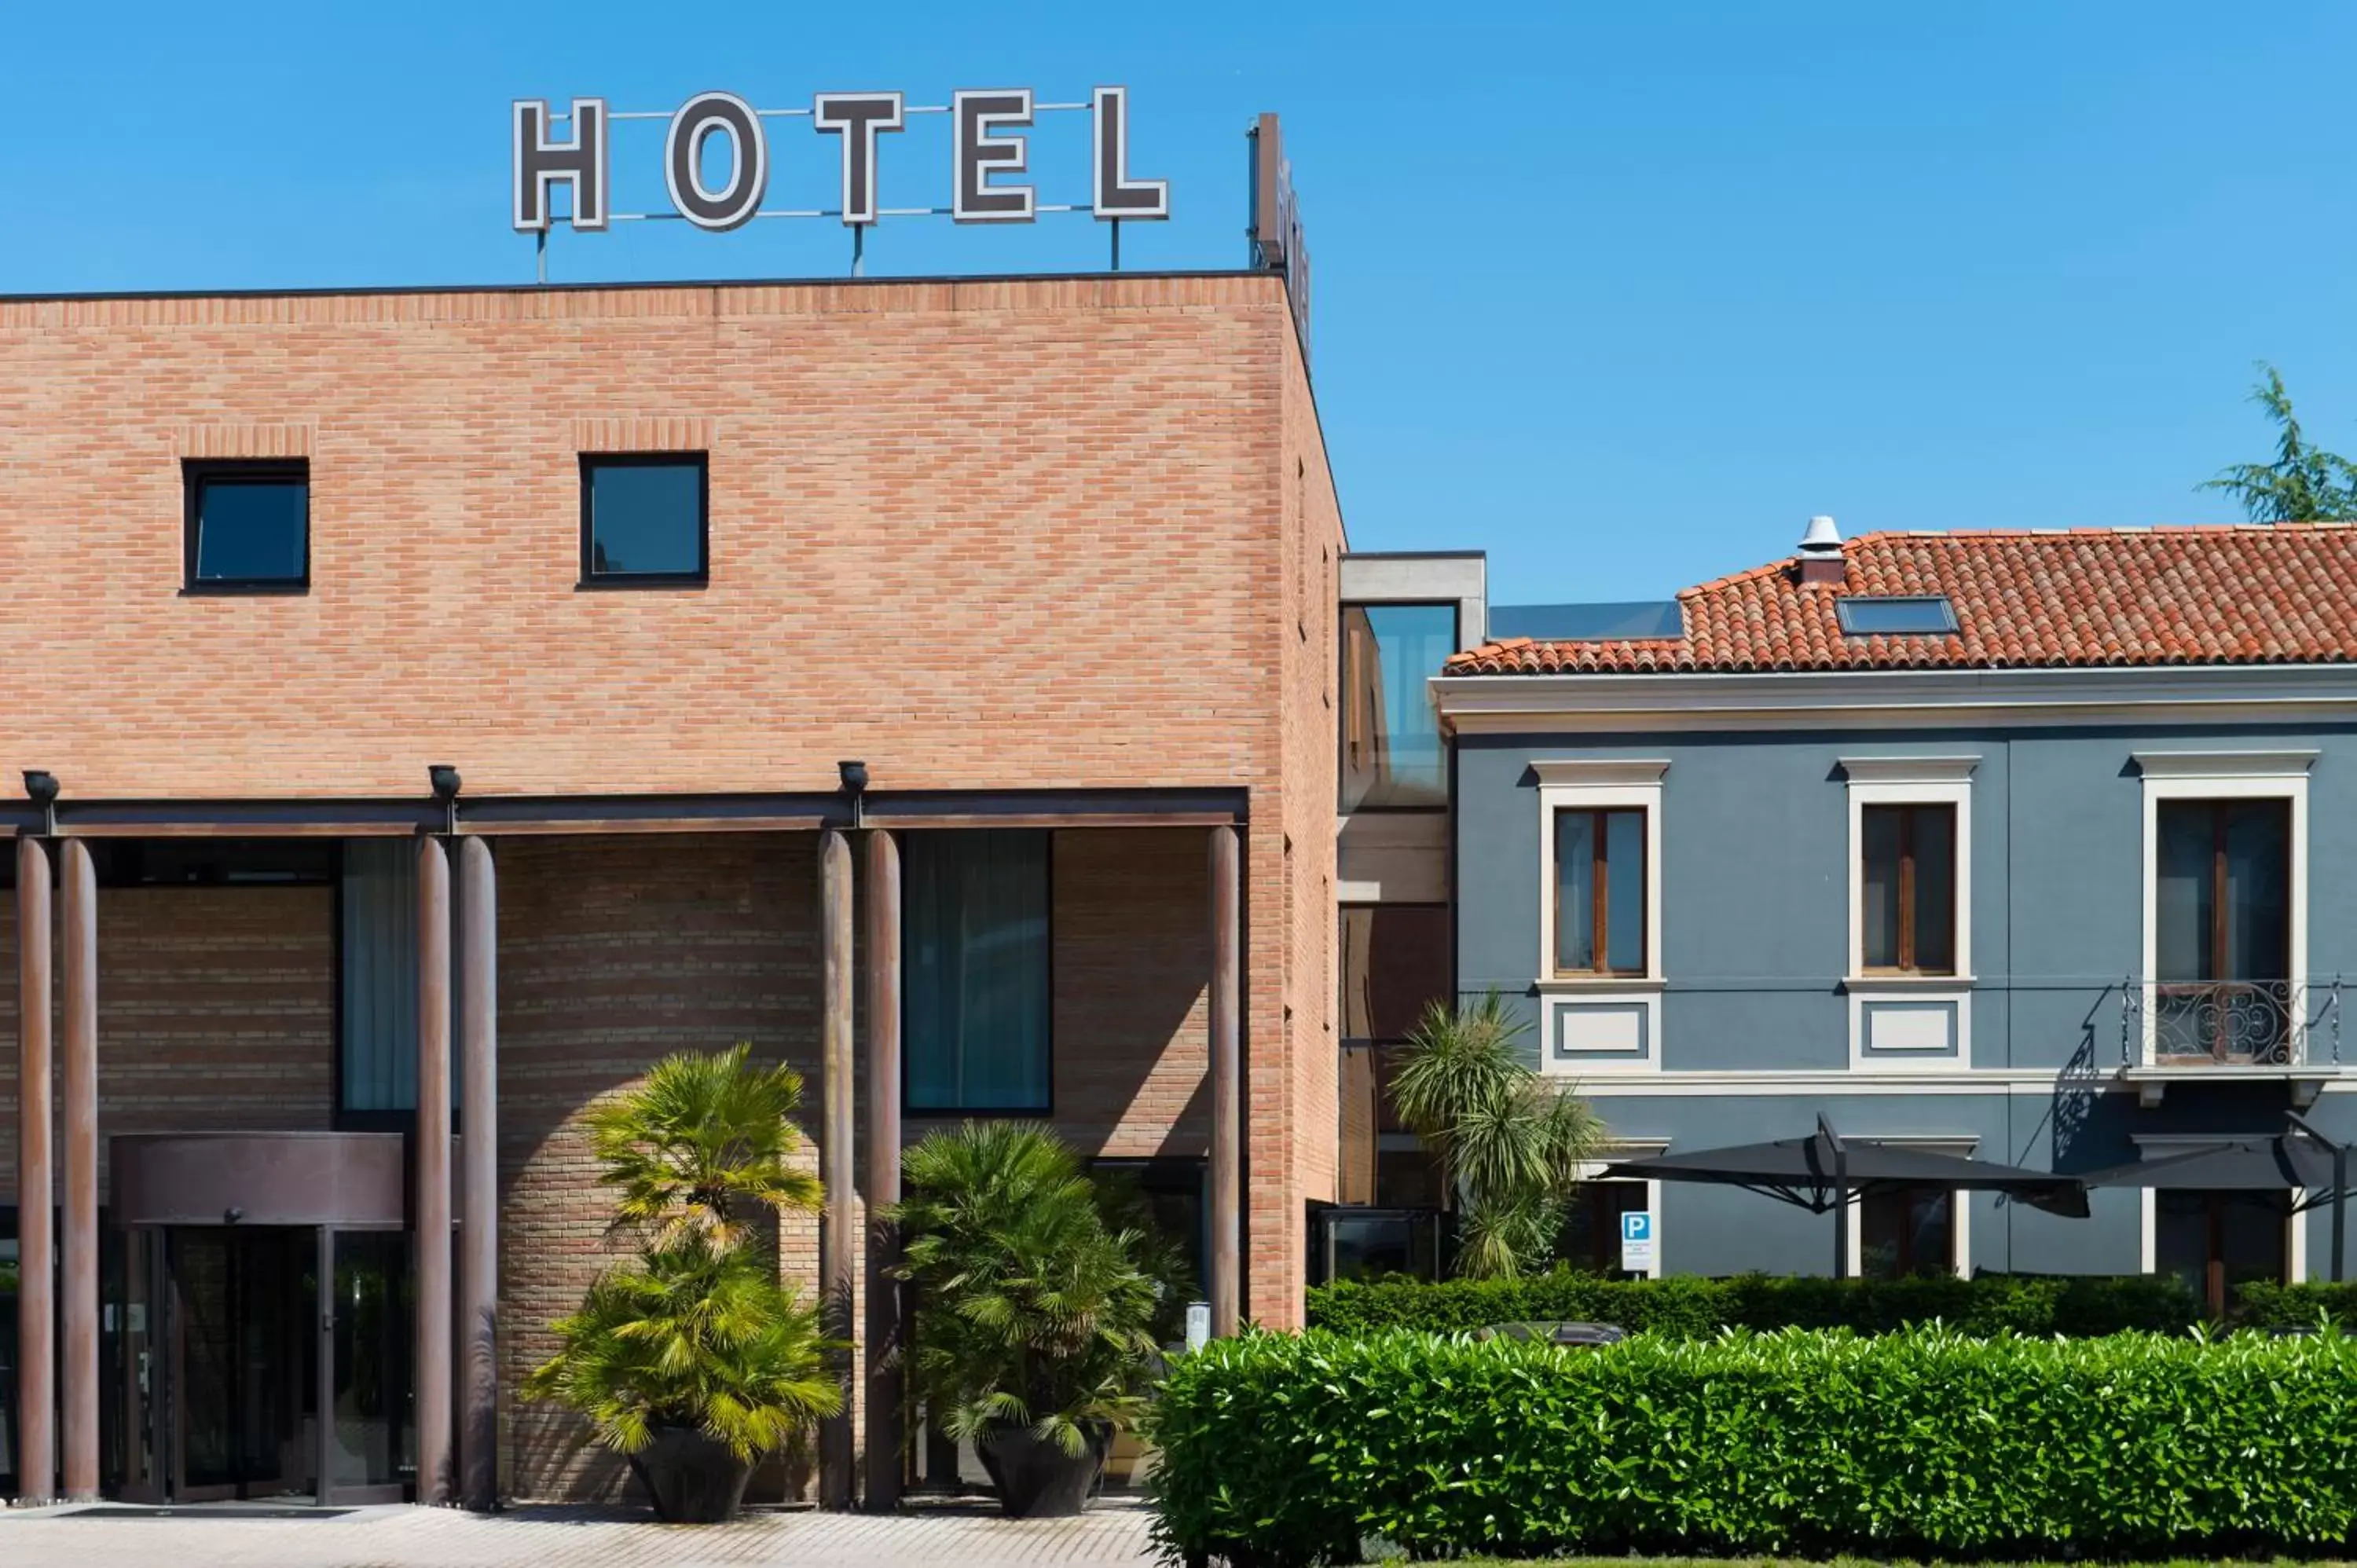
[170,1226,319,1502]
[114,1224,414,1505]
[325,1231,412,1504]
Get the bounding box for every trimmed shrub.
[1304,1269,2204,1339]
[1147,1326,2357,1565]
[2240,1280,2357,1331]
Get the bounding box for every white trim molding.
[2135,750,2312,1068]
[1535,760,1669,1075]
[1840,1134,1978,1280]
[1842,756,1976,1072]
[1434,664,2357,736]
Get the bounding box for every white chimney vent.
[1797,515,1846,587]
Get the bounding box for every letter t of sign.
[512,99,608,232]
[813,93,905,226]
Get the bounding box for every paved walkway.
[0,1494,1160,1568]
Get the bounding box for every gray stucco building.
[1426,518,2357,1302]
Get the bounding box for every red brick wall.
[0,277,1294,802]
[0,886,334,1207]
[0,269,1340,1348]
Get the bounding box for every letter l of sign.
[1092,86,1168,220]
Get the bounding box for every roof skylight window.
[1835,595,1959,636]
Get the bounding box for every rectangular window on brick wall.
[904,830,1052,1114]
[184,460,310,593]
[580,452,709,586]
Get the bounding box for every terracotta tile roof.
[1446,524,2357,675]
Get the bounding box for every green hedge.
[1304,1269,2205,1338]
[2238,1280,2357,1331]
[1147,1327,2357,1564]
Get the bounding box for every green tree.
[893,1122,1163,1456]
[1388,993,1607,1279]
[525,1046,838,1467]
[582,1042,823,1250]
[2201,362,2357,522]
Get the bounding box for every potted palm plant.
[893,1123,1163,1517]
[523,1044,840,1522]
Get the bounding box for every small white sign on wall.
[1620,1210,1656,1273]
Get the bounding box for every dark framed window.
[2156,1188,2288,1319]
[904,830,1052,1114]
[2154,797,2293,1062]
[1554,807,1646,975]
[1860,803,1957,975]
[580,452,709,586]
[2156,799,2291,985]
[184,460,309,592]
[1861,1184,1954,1279]
[1340,603,1456,810]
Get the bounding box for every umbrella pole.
[1821,1113,1850,1281]
[2336,1145,2347,1285]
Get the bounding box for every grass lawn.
[1448,1560,2355,1567]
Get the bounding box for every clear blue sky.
[5,2,2352,601]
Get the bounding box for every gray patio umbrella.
[2078,1112,2352,1282]
[1600,1113,2090,1279]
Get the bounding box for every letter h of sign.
[513,98,608,232]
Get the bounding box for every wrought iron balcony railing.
[2121,977,2344,1068]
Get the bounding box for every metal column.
[817,828,856,1509]
[415,837,454,1506]
[863,829,904,1511]
[458,837,500,1512]
[1208,826,1241,1337]
[60,840,99,1500]
[14,837,55,1504]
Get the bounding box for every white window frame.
[1839,1134,1974,1280]
[1842,757,1976,1071]
[2133,752,2313,1068]
[1534,760,1667,1075]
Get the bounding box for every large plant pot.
[977,1420,1112,1518]
[629,1425,753,1523]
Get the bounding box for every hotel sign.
[512,86,1170,233]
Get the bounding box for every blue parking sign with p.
[1619,1208,1655,1271]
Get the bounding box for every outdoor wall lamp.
[22,768,58,836]
[838,759,869,829]
[429,764,462,835]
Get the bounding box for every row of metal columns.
[13,820,1237,1509]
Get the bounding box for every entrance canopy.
[1600,1114,2088,1277]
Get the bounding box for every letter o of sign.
[665,91,768,231]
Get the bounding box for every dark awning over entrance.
[1600,1114,2089,1277]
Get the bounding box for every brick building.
[0,270,1352,1506]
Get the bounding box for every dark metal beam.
[15,837,55,1504]
[863,829,904,1511]
[20,786,1248,839]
